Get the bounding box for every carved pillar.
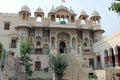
[109,55,112,66]
[55,34,57,51]
[115,53,119,66]
[50,29,51,49]
[69,15,71,23]
[70,37,72,51]
[55,14,57,22]
[104,57,107,64]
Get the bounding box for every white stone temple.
[0,5,120,80]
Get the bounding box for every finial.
[70,6,72,10]
[52,5,54,9]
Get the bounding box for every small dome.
[80,9,87,16]
[50,6,55,13]
[90,10,100,17]
[36,7,43,12]
[21,5,30,12]
[69,7,75,14]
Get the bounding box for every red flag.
[62,0,66,3]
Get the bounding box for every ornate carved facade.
[0,5,105,80]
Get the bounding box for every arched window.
[36,36,41,48]
[23,13,26,20]
[51,15,55,22]
[115,45,120,66]
[36,15,42,22]
[56,15,60,22]
[80,19,86,24]
[104,50,109,67]
[84,38,89,47]
[43,44,49,54]
[109,48,115,67]
[71,16,74,23]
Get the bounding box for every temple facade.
[2,5,119,80]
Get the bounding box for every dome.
[69,7,75,14]
[50,6,55,13]
[36,7,43,12]
[80,9,87,16]
[90,10,100,17]
[55,5,69,13]
[21,5,30,12]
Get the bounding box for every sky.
[0,0,120,36]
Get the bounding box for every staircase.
[63,53,89,80]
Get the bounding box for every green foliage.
[0,42,3,60]
[49,54,68,80]
[20,55,33,76]
[109,1,120,15]
[8,77,17,80]
[20,38,32,55]
[88,74,97,78]
[20,38,33,78]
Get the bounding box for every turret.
[48,5,76,23]
[34,7,44,21]
[19,5,31,20]
[78,10,88,24]
[90,10,101,25]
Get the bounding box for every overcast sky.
[0,0,120,36]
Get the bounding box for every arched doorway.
[57,32,70,53]
[104,50,109,67]
[109,48,115,67]
[59,41,66,53]
[115,46,120,66]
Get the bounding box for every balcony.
[9,43,17,48]
[50,22,76,28]
[83,46,93,52]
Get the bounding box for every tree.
[109,0,120,15]
[0,42,3,60]
[19,38,33,80]
[49,54,68,80]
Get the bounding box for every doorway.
[59,41,66,53]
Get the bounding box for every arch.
[104,50,109,67]
[66,15,69,23]
[56,15,60,22]
[61,15,65,19]
[59,41,66,53]
[71,16,74,23]
[72,38,76,48]
[84,42,87,47]
[51,15,55,22]
[36,41,41,47]
[57,32,70,40]
[115,45,120,66]
[109,48,115,67]
[43,44,49,54]
[23,13,26,20]
[60,15,65,21]
[51,37,55,48]
[37,16,42,22]
[80,19,86,24]
[36,36,41,47]
[57,32,70,53]
[84,38,89,47]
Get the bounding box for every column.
[69,15,71,23]
[115,53,119,66]
[109,55,112,67]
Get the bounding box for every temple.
[0,5,120,80]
